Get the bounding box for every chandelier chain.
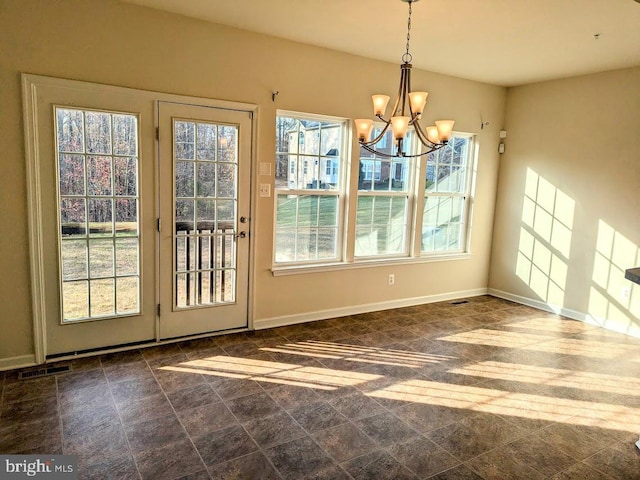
[403,1,413,64]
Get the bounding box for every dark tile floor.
[2,295,640,479]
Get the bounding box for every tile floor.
[2,295,640,479]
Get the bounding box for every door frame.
[22,74,259,363]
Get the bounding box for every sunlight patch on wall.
[516,169,575,307]
[588,220,639,336]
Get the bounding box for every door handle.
[240,216,249,223]
[235,231,247,239]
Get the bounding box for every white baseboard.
[0,354,37,372]
[488,288,640,339]
[254,288,489,330]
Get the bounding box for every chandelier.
[354,0,455,158]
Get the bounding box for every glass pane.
[390,160,408,191]
[217,163,236,198]
[61,240,87,281]
[89,239,114,278]
[63,281,88,320]
[175,121,195,160]
[61,198,86,237]
[116,277,138,314]
[200,235,213,270]
[176,161,195,198]
[197,123,217,160]
[425,163,437,192]
[87,156,112,196]
[90,278,115,317]
[276,195,297,227]
[217,126,237,162]
[355,225,375,257]
[303,127,320,155]
[196,163,216,197]
[115,238,138,276]
[199,271,213,304]
[355,196,407,257]
[57,109,84,153]
[320,124,341,157]
[176,199,195,231]
[85,111,112,154]
[196,199,215,226]
[275,229,295,263]
[317,228,337,259]
[114,157,137,196]
[373,197,391,225]
[355,198,372,228]
[422,195,465,253]
[274,154,290,189]
[221,234,235,268]
[176,273,196,307]
[216,199,234,224]
[176,235,198,271]
[115,199,137,236]
[275,117,298,154]
[295,229,317,261]
[88,198,113,236]
[318,196,337,227]
[113,114,138,156]
[59,155,85,196]
[176,236,188,271]
[297,195,318,227]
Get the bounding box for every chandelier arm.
[389,65,405,118]
[412,118,439,149]
[400,66,409,117]
[361,119,392,147]
[359,140,447,159]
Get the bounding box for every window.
[274,113,346,263]
[422,135,473,253]
[355,127,414,258]
[56,107,140,321]
[274,111,475,269]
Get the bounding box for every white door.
[25,77,157,356]
[157,102,252,339]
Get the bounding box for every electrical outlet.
[388,274,395,286]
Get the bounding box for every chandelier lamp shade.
[354,0,455,158]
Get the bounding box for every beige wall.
[0,0,505,362]
[489,67,640,336]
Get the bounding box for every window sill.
[271,252,471,277]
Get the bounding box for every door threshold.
[44,327,251,364]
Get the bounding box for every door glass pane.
[174,119,238,309]
[55,107,140,322]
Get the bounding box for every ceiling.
[122,0,640,86]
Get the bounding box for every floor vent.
[18,365,70,380]
[450,300,470,305]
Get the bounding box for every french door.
[25,77,157,356]
[24,75,253,358]
[157,102,251,339]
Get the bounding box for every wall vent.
[18,365,70,380]
[450,300,470,305]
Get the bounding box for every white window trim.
[273,110,350,266]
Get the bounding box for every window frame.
[273,110,350,266]
[419,132,476,257]
[354,126,418,261]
